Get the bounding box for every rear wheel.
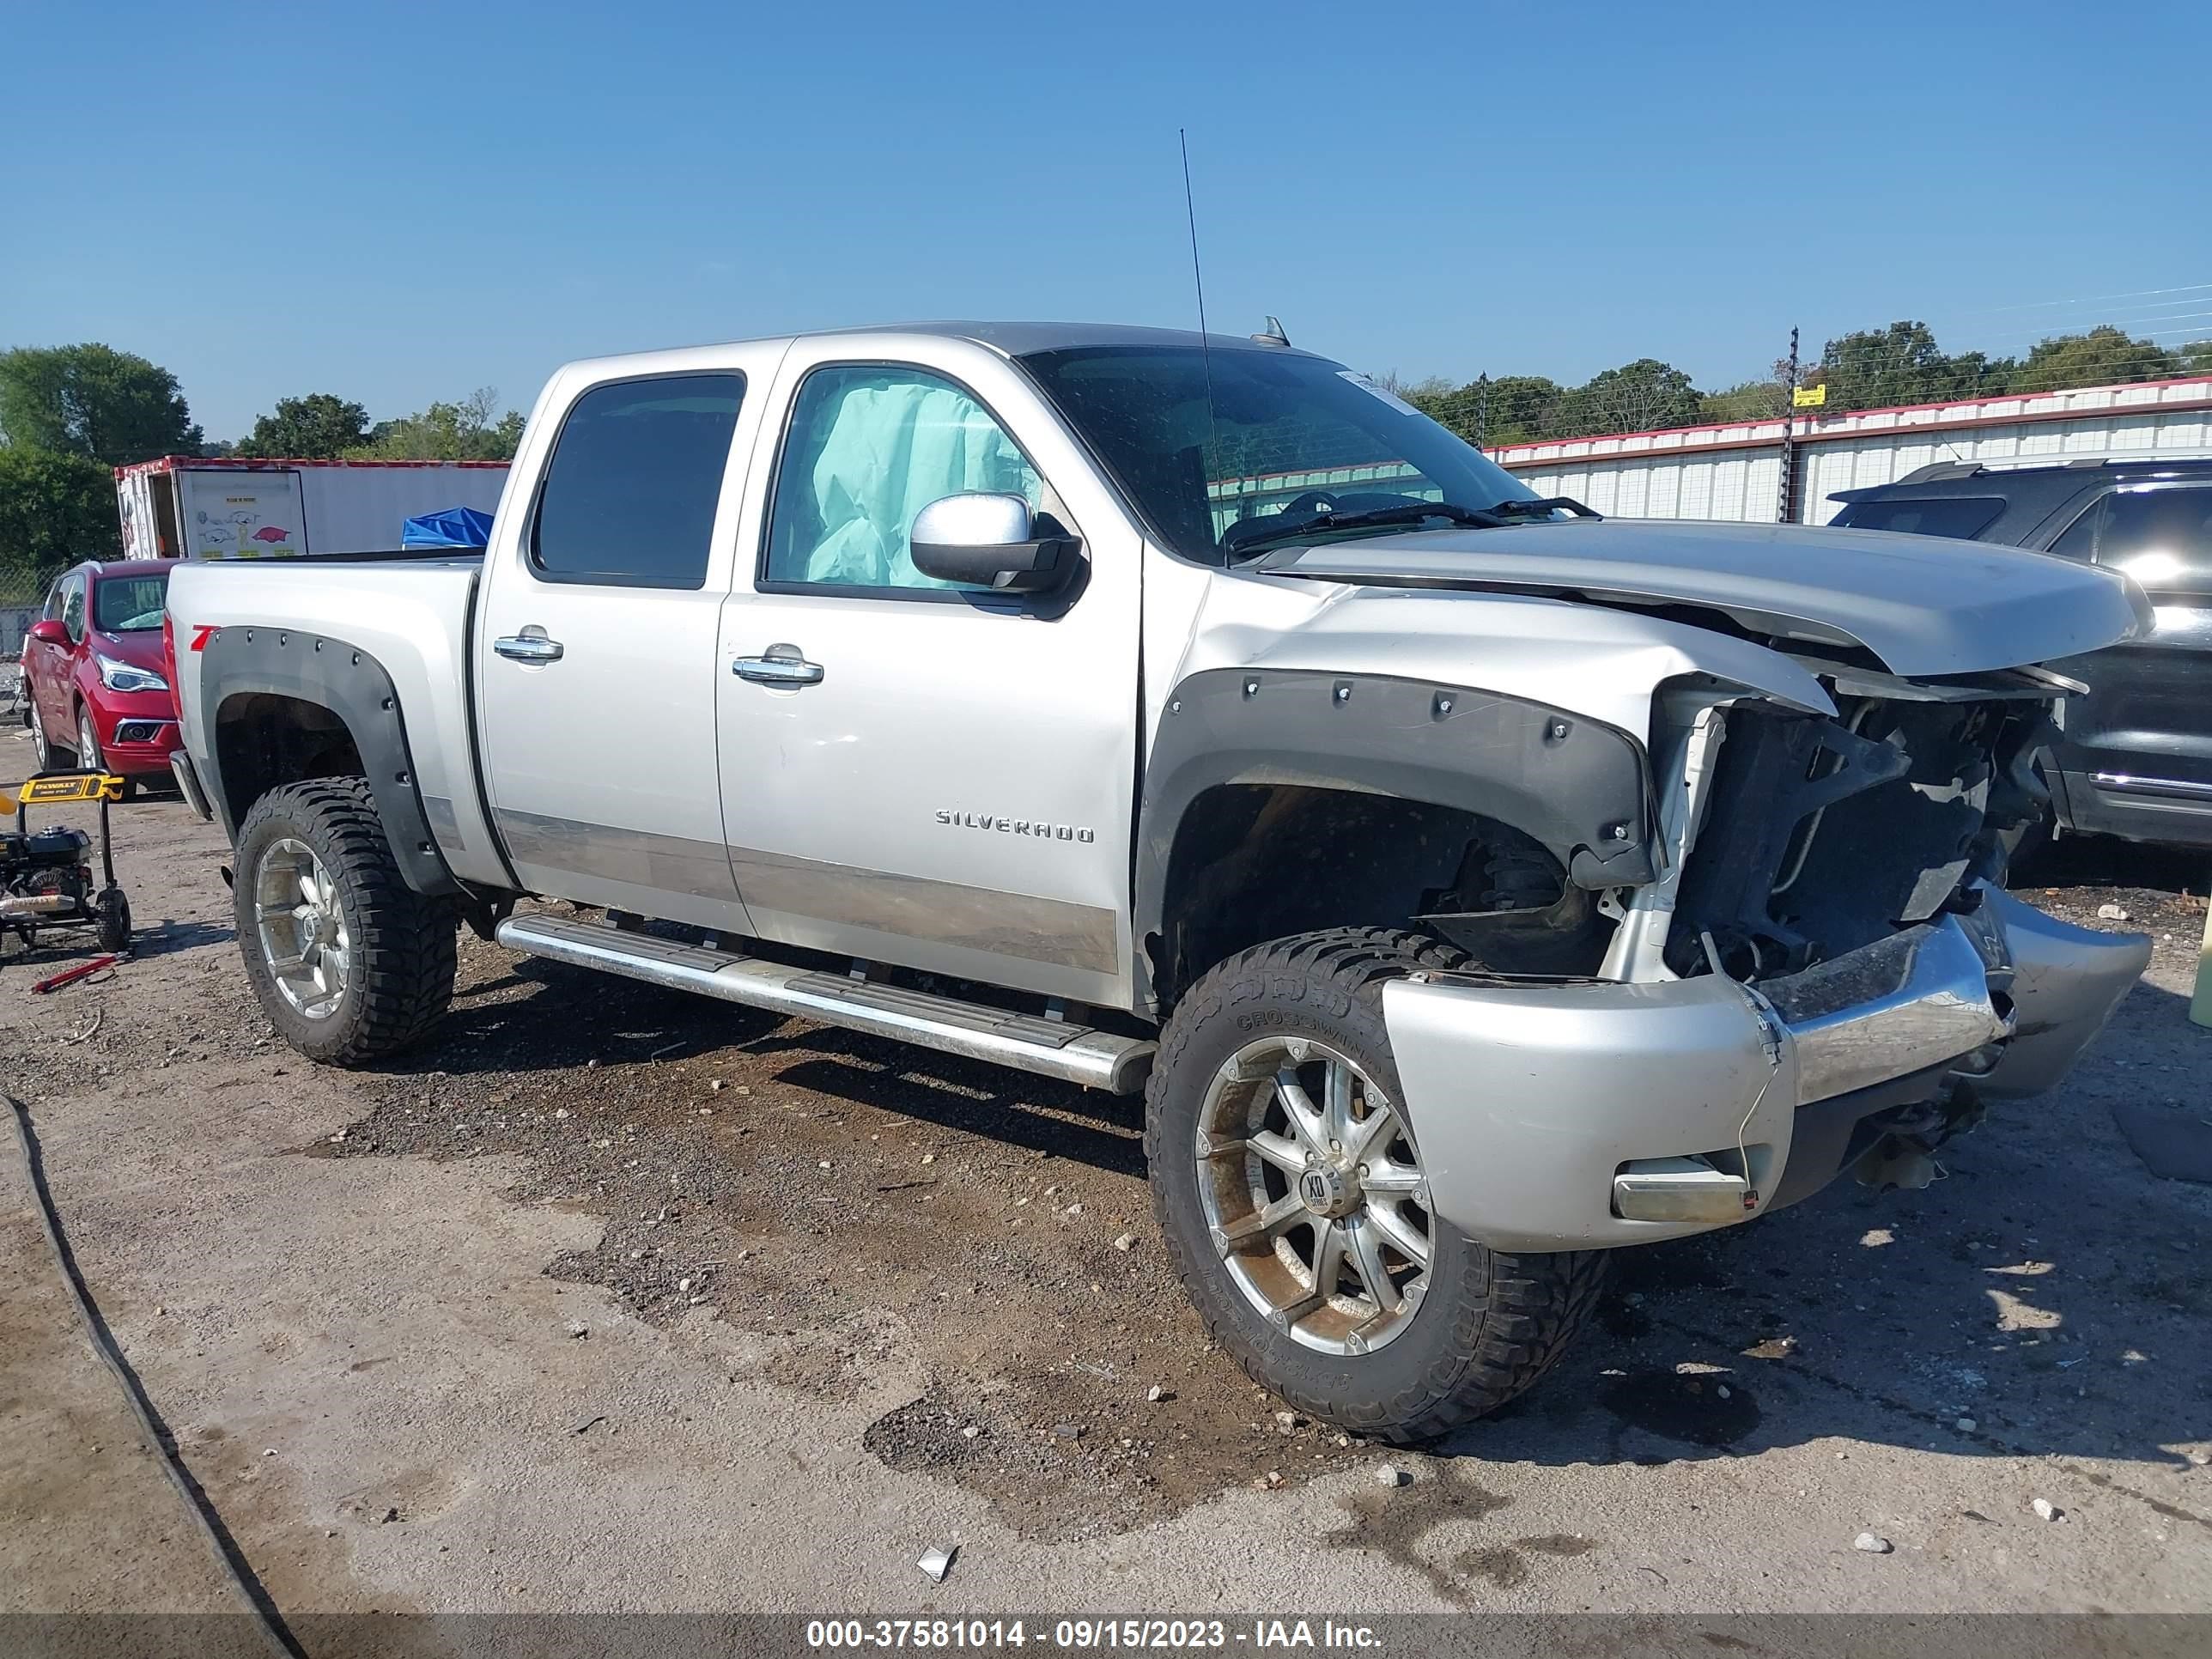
[28,698,61,769]
[1146,927,1608,1443]
[234,777,454,1064]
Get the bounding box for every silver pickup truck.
[166,322,2153,1442]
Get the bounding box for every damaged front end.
[1662,687,2048,981]
[1383,670,2150,1254]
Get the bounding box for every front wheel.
[75,705,104,772]
[233,777,455,1064]
[1146,927,1608,1443]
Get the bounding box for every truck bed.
[165,556,506,889]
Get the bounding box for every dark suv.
[1831,457,2212,848]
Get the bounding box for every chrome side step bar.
[495,913,1156,1093]
[2091,770,2212,803]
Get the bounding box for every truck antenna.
[1179,128,1225,564]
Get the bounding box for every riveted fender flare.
[196,624,460,899]
[1133,667,1654,1006]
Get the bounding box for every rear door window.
[1834,496,2002,540]
[2047,502,2100,559]
[531,374,746,588]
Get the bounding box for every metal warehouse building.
[1495,374,2212,524]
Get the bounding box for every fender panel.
[197,625,460,899]
[1134,668,1652,1005]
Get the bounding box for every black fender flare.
[1133,668,1654,1004]
[195,624,460,899]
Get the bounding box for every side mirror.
[28,619,70,647]
[909,493,1077,594]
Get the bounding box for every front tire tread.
[1145,926,1609,1443]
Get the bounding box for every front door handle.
[732,644,823,686]
[494,629,564,665]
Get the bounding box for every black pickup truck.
[1832,457,2212,849]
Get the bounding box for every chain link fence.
[1,547,45,726]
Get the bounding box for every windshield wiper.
[1484,495,1601,520]
[1228,501,1507,556]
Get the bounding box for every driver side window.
[60,575,87,642]
[762,364,1041,594]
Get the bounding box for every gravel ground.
[3,784,2209,1620]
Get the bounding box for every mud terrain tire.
[1146,927,1608,1443]
[234,777,454,1065]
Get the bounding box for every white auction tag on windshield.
[1338,371,1424,417]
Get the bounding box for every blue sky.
[6,1,2208,441]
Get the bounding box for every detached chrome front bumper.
[1383,886,2148,1252]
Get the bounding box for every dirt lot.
[4,786,2211,1622]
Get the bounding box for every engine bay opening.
[1665,696,2051,982]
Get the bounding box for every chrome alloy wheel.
[254,837,351,1018]
[1195,1036,1434,1354]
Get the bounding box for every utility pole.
[1475,374,1491,453]
[1777,326,1800,525]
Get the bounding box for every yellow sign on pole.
[1792,384,1827,409]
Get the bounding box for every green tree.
[2185,338,2212,378]
[0,447,120,600]
[1698,377,1786,423]
[1555,359,1702,436]
[1816,320,1942,409]
[349,386,525,460]
[1483,375,1565,443]
[0,343,203,465]
[1400,374,1563,447]
[1814,321,2016,412]
[1396,375,1479,437]
[2013,325,2180,393]
[236,392,371,459]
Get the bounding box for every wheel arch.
[196,627,459,899]
[1134,669,1656,1011]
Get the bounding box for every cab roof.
[818,320,1320,359]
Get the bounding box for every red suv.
[21,559,181,790]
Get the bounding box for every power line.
[1962,280,2212,314]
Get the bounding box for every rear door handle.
[494,629,564,664]
[732,645,823,686]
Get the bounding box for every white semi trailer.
[114,457,508,561]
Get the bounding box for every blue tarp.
[401,506,495,550]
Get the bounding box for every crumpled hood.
[1255,518,2152,677]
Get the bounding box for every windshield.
[1832,496,2003,540]
[94,570,169,632]
[1017,345,1547,563]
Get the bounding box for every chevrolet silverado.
[165,323,2154,1440]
